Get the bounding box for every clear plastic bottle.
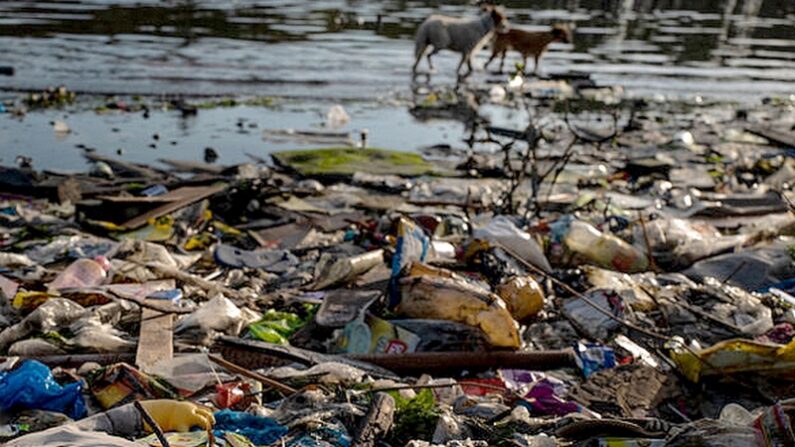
[48,256,110,292]
[564,221,648,273]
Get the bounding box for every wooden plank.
[118,183,226,230]
[83,152,167,179]
[353,392,395,447]
[135,301,173,374]
[745,125,795,149]
[158,158,226,175]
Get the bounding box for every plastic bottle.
[47,256,110,292]
[564,221,648,273]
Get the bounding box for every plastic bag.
[702,276,773,336]
[176,295,253,336]
[147,354,227,394]
[665,419,759,447]
[634,217,744,268]
[247,310,307,344]
[574,342,617,378]
[685,247,795,292]
[473,216,552,272]
[214,409,288,445]
[393,319,490,352]
[501,370,580,416]
[8,338,66,356]
[0,252,35,268]
[561,289,624,341]
[0,298,87,351]
[397,275,520,349]
[337,313,420,354]
[432,410,469,444]
[670,337,795,382]
[269,362,366,386]
[215,244,299,273]
[69,320,137,352]
[0,360,86,419]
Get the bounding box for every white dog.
[413,5,508,77]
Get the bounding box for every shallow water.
[0,103,465,172]
[1,0,794,99]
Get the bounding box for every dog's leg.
[498,50,506,73]
[522,55,529,74]
[456,53,467,76]
[427,48,439,72]
[413,44,428,74]
[485,51,497,70]
[533,54,540,75]
[466,54,474,76]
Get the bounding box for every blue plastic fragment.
[147,288,183,301]
[574,342,617,378]
[0,360,86,419]
[213,409,288,445]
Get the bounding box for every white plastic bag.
[473,216,552,272]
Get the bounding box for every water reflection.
[0,0,793,98]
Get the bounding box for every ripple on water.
[0,0,792,99]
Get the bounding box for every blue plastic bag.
[574,342,617,378]
[214,409,288,445]
[0,360,86,419]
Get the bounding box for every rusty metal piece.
[213,336,574,376]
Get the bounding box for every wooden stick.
[134,401,171,447]
[636,211,658,272]
[207,354,297,395]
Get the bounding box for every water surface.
[1,0,794,99]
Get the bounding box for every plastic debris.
[3,22,795,447]
[0,360,86,419]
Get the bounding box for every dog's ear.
[490,7,505,23]
[551,24,572,42]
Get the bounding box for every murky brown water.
[1,0,794,99]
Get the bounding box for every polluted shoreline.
[2,70,795,446]
[2,0,795,443]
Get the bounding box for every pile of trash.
[2,92,795,447]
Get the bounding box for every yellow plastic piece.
[12,291,52,313]
[117,216,174,242]
[408,262,457,279]
[671,338,795,382]
[397,275,520,349]
[138,400,215,433]
[496,275,545,321]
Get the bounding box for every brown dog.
[485,24,572,74]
